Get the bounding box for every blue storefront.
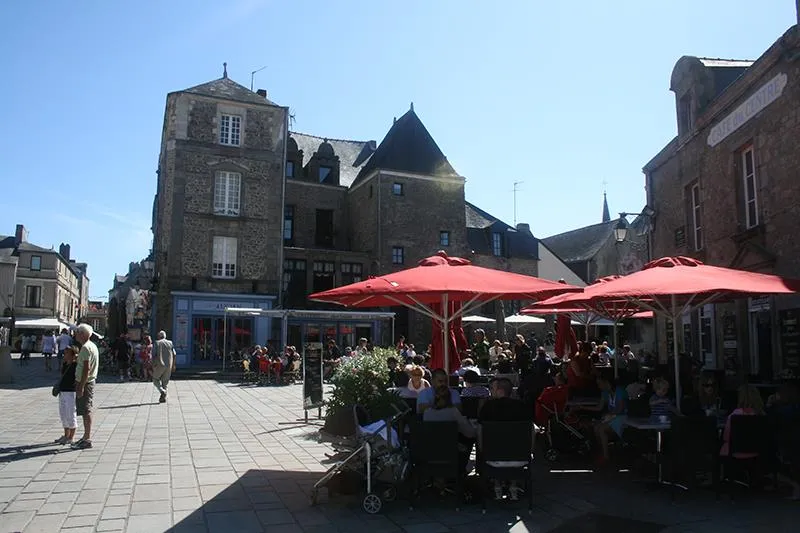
[170,291,276,367]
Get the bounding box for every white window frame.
[742,146,758,229]
[214,171,241,216]
[392,246,404,265]
[492,232,503,256]
[219,114,242,146]
[30,255,41,271]
[691,184,702,251]
[283,205,294,243]
[440,231,450,247]
[392,183,404,196]
[25,285,41,308]
[212,237,237,279]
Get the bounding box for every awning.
[14,318,71,330]
[504,314,545,324]
[461,315,494,323]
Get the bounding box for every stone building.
[643,24,800,381]
[153,72,573,365]
[0,225,87,325]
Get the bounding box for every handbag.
[52,382,60,397]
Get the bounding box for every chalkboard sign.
[779,309,800,375]
[722,312,738,376]
[303,342,324,411]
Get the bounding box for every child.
[649,378,676,419]
[55,346,78,445]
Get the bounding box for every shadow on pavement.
[0,443,76,463]
[98,402,161,409]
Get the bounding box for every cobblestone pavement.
[1,355,798,532]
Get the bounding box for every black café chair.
[717,415,773,496]
[667,415,719,488]
[478,421,534,513]
[409,420,462,510]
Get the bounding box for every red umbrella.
[530,256,800,407]
[310,251,582,372]
[554,314,579,359]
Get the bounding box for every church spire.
[602,192,610,223]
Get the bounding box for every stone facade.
[644,25,800,380]
[153,78,288,332]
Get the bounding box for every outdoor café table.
[624,416,675,487]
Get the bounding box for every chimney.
[59,243,71,260]
[516,222,532,234]
[14,224,28,245]
[129,262,137,273]
[256,89,267,98]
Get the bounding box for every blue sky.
[1,0,795,299]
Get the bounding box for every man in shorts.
[72,323,99,450]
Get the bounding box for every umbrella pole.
[671,294,682,412]
[613,321,618,379]
[223,310,227,372]
[443,294,449,374]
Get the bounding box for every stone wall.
[284,182,349,250]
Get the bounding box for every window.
[742,146,758,228]
[492,232,504,256]
[312,261,335,292]
[219,114,241,146]
[439,231,450,247]
[283,206,294,245]
[285,161,294,178]
[691,184,702,251]
[392,182,403,196]
[30,255,41,271]
[341,263,363,285]
[678,93,692,135]
[318,166,332,184]
[214,171,241,216]
[25,285,41,308]
[212,237,237,278]
[315,209,334,247]
[283,259,307,304]
[392,246,404,265]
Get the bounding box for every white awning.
[504,314,545,324]
[461,315,494,323]
[14,318,71,330]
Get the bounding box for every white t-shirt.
[58,334,72,351]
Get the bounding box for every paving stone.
[61,514,100,528]
[21,513,68,532]
[35,501,74,515]
[96,517,126,531]
[3,498,46,512]
[125,513,172,533]
[206,510,264,533]
[101,505,130,520]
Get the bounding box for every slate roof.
[181,77,276,106]
[289,133,376,188]
[541,219,619,264]
[698,58,754,100]
[352,109,458,186]
[0,235,53,254]
[0,246,16,264]
[465,202,539,260]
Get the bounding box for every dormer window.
[678,93,693,135]
[319,166,332,184]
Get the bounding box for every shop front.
[171,291,276,368]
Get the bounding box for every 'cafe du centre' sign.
[707,72,788,147]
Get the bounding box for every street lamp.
[614,207,656,244]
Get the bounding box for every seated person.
[625,375,647,400]
[461,370,490,398]
[535,372,569,427]
[580,375,628,466]
[412,354,432,382]
[478,378,530,500]
[495,352,514,374]
[720,384,764,459]
[649,378,677,419]
[418,369,461,414]
[596,346,610,365]
[322,339,341,380]
[423,382,476,475]
[403,365,430,397]
[387,356,409,388]
[454,357,481,377]
[681,372,720,416]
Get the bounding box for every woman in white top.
[405,365,430,396]
[489,340,503,367]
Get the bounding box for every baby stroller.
[312,404,410,514]
[535,386,591,462]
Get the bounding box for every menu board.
[779,309,800,375]
[721,313,738,376]
[303,342,324,410]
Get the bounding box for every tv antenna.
[513,181,524,226]
[250,66,267,91]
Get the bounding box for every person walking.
[20,333,34,365]
[113,334,131,382]
[57,328,72,362]
[152,330,176,403]
[42,330,57,371]
[55,346,78,445]
[72,324,99,450]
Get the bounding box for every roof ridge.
[465,201,515,230]
[543,218,619,240]
[696,56,755,62]
[290,131,370,145]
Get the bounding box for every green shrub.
[326,347,401,422]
